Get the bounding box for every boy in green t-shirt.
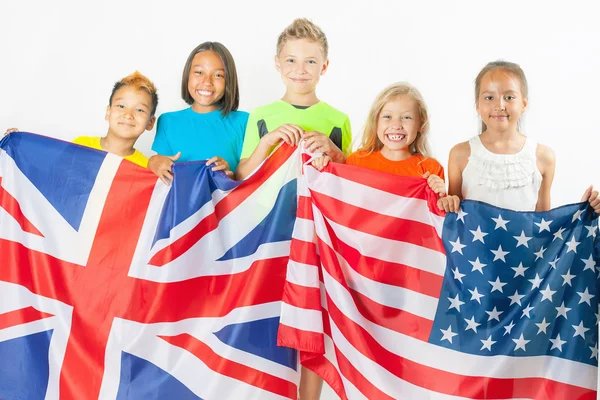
[235,18,352,180]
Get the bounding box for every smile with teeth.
[386,133,406,141]
[196,89,214,97]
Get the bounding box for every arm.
[149,115,180,185]
[447,142,470,199]
[535,144,556,212]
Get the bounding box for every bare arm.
[535,144,556,212]
[447,141,470,199]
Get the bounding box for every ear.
[146,115,156,131]
[521,97,528,113]
[105,105,111,121]
[320,59,329,76]
[274,55,281,73]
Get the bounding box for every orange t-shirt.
[346,150,445,180]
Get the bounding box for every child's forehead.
[383,95,419,111]
[280,38,325,57]
[481,69,522,91]
[112,85,152,104]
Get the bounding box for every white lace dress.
[461,135,542,211]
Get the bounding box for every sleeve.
[341,115,353,155]
[151,115,174,155]
[240,110,261,160]
[345,151,358,166]
[425,158,445,181]
[235,112,250,161]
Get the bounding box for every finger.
[160,172,172,185]
[225,170,234,178]
[169,152,182,161]
[453,197,461,213]
[206,156,220,166]
[212,163,229,172]
[581,185,593,202]
[423,171,431,179]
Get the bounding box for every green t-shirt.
[240,100,352,159]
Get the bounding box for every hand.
[581,185,600,214]
[206,156,233,178]
[4,128,19,136]
[423,172,446,197]
[437,195,461,213]
[303,131,344,163]
[311,155,331,171]
[148,153,181,185]
[261,124,303,147]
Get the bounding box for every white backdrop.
[1,1,599,398]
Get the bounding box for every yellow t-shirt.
[72,136,148,168]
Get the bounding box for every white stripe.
[287,260,320,288]
[291,217,316,244]
[305,167,445,236]
[322,267,598,390]
[280,303,323,333]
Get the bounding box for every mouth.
[490,115,509,120]
[196,89,215,97]
[290,78,310,83]
[118,122,135,127]
[385,133,407,142]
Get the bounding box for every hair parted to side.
[109,71,159,116]
[357,82,431,157]
[181,42,240,116]
[475,60,528,132]
[276,18,328,58]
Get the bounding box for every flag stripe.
[0,306,54,331]
[0,176,44,236]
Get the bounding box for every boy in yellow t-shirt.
[4,71,157,168]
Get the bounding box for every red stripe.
[0,306,54,330]
[326,293,595,399]
[301,351,349,400]
[297,196,313,220]
[161,333,297,399]
[0,176,43,236]
[289,239,320,268]
[277,323,324,355]
[326,162,445,217]
[149,145,296,266]
[311,189,445,254]
[282,281,322,311]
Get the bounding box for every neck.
[380,147,413,161]
[281,91,319,107]
[481,127,521,142]
[101,133,136,157]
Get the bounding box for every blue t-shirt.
[152,107,249,172]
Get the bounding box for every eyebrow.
[192,65,225,71]
[113,98,150,108]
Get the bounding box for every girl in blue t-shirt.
[149,42,249,184]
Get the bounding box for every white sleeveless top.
[462,135,542,211]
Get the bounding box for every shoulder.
[419,155,443,170]
[227,110,249,123]
[72,136,95,145]
[535,143,556,171]
[249,102,282,118]
[346,150,372,165]
[318,102,349,122]
[157,108,190,123]
[449,140,471,160]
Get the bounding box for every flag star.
[552,227,566,242]
[528,273,543,289]
[535,318,551,335]
[511,262,528,278]
[572,321,590,339]
[590,345,598,360]
[513,231,533,248]
[565,236,580,254]
[508,290,525,306]
[548,256,560,270]
[582,255,596,272]
[491,245,509,262]
[539,285,557,303]
[521,303,534,319]
[469,225,488,243]
[440,325,458,344]
[488,277,508,293]
[464,316,481,333]
[486,306,503,322]
[492,214,510,231]
[561,269,576,286]
[480,335,497,351]
[456,209,468,223]
[469,257,487,274]
[534,218,553,233]
[468,287,485,304]
[577,288,595,306]
[452,267,466,283]
[512,333,531,352]
[447,294,465,312]
[503,320,516,336]
[449,237,467,255]
[550,334,567,352]
[572,209,584,223]
[533,246,547,261]
[555,302,572,319]
[585,224,598,238]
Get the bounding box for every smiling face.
[376,95,422,160]
[275,38,328,98]
[187,50,226,113]
[105,86,155,140]
[476,68,528,133]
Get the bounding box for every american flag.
[278,160,600,399]
[0,132,301,399]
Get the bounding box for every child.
[149,42,248,184]
[235,18,352,181]
[439,60,600,214]
[4,71,157,168]
[316,82,447,196]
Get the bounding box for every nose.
[123,108,134,119]
[294,62,307,74]
[495,97,506,110]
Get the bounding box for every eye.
[381,115,391,119]
[403,116,413,120]
[195,71,202,75]
[215,73,224,78]
[505,95,516,101]
[286,58,295,63]
[137,108,146,113]
[484,96,493,101]
[117,104,125,109]
[308,60,316,64]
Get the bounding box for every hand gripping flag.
[0,132,301,400]
[278,160,600,399]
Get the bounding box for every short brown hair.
[181,42,240,116]
[109,71,158,116]
[276,18,328,59]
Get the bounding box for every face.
[105,86,155,140]
[187,50,226,113]
[476,69,527,133]
[275,39,328,95]
[376,95,422,160]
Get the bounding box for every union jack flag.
[0,132,301,399]
[278,160,600,399]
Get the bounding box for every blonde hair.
[475,60,528,132]
[110,71,158,116]
[276,18,328,58]
[357,82,431,157]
